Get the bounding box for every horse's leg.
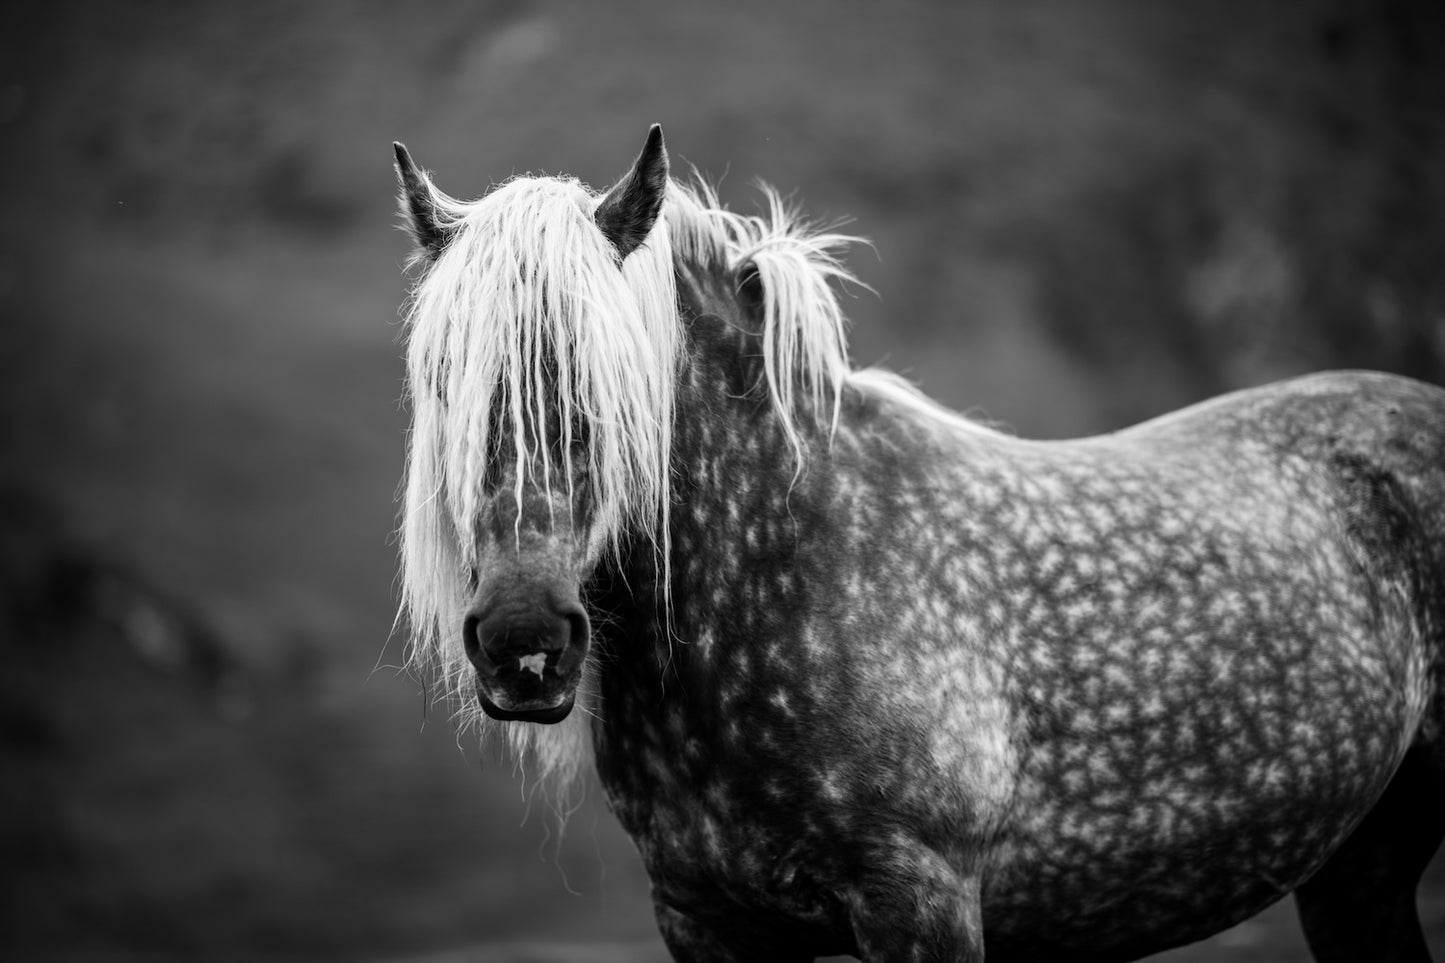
[652,899,814,963]
[1293,744,1445,963]
[845,857,985,963]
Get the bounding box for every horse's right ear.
[595,124,669,260]
[394,142,454,261]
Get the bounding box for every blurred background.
[1,0,1441,960]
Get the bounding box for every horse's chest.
[595,730,849,933]
[592,634,1015,940]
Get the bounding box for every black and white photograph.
[1,1,1442,960]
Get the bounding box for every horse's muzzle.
[463,593,588,724]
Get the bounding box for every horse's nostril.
[560,606,589,648]
[465,606,580,671]
[462,614,484,665]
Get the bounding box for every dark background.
[1,1,1442,960]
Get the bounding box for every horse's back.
[1124,369,1445,480]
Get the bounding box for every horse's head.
[394,128,677,728]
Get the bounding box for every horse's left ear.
[394,142,455,260]
[595,124,669,259]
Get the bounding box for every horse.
[390,125,1445,962]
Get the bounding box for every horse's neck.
[592,285,828,692]
[587,320,821,825]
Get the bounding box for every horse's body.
[603,285,1445,960]
[392,129,1445,961]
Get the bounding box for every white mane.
[397,170,872,806]
[666,182,863,461]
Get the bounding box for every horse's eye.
[737,262,764,308]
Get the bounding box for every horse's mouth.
[477,690,575,724]
[471,645,583,725]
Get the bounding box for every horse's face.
[461,451,594,724]
[395,126,671,726]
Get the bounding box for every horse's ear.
[393,142,454,260]
[595,124,669,260]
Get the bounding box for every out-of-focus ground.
[0,1,1441,959]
